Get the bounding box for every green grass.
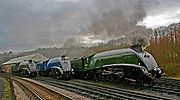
[0,77,12,100]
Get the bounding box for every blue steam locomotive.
[37,56,73,79]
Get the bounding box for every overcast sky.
[0,0,180,53]
[138,0,180,29]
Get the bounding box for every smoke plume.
[63,0,156,47]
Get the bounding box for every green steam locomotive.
[71,45,163,86]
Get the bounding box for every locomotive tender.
[37,56,73,79]
[71,45,163,85]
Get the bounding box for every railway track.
[146,85,180,96]
[13,78,45,100]
[33,77,171,100]
[83,77,180,97]
[36,79,126,99]
[72,79,172,100]
[12,77,73,100]
[145,78,180,97]
[156,78,180,89]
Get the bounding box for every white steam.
[138,8,180,29]
[137,0,180,29]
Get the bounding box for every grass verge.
[0,77,12,100]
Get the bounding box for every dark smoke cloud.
[64,0,156,47]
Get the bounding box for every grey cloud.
[0,0,180,52]
[0,0,92,52]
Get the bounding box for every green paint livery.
[71,49,139,72]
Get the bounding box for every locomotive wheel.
[34,72,37,77]
[48,69,54,77]
[21,69,30,77]
[55,69,63,79]
[96,73,102,80]
[30,72,37,77]
[137,79,144,86]
[109,75,114,82]
[148,78,155,87]
[39,72,43,76]
[30,73,34,77]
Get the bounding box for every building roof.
[2,53,48,65]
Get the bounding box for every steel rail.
[71,80,171,100]
[13,79,45,100]
[37,79,134,100]
[35,78,171,100]
[13,76,73,100]
[157,78,180,89]
[147,85,180,96]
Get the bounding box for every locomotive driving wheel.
[22,69,30,77]
[55,69,63,79]
[48,69,63,79]
[148,78,156,87]
[137,78,144,86]
[48,69,54,77]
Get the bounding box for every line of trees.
[146,23,180,77]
